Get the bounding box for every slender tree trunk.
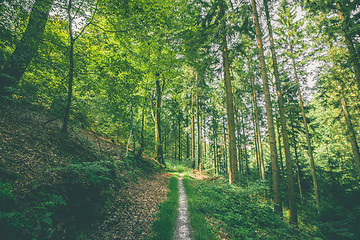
[336,77,360,176]
[0,0,54,96]
[291,125,303,203]
[203,114,207,162]
[250,63,265,179]
[220,1,239,184]
[235,105,243,174]
[154,77,164,165]
[263,0,297,224]
[288,38,320,214]
[251,105,261,177]
[191,94,195,168]
[136,96,146,159]
[251,0,283,216]
[337,3,360,92]
[241,114,249,175]
[196,91,201,170]
[214,136,218,175]
[223,119,228,175]
[178,113,181,161]
[186,116,190,159]
[276,116,285,176]
[62,0,75,134]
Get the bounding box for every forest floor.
[0,101,169,239]
[84,172,171,240]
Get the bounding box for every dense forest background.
[1,0,360,239]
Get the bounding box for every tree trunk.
[0,0,54,96]
[336,78,360,177]
[250,63,265,179]
[235,105,243,174]
[251,0,283,216]
[289,37,320,214]
[223,119,228,175]
[263,0,297,224]
[220,1,239,184]
[214,136,218,175]
[203,114,207,162]
[196,91,201,170]
[186,116,190,159]
[154,77,164,165]
[241,114,249,175]
[178,112,181,161]
[291,125,303,203]
[62,0,75,134]
[276,116,285,176]
[191,94,195,168]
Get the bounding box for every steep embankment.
[0,101,167,240]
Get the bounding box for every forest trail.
[173,173,192,240]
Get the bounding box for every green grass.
[183,176,322,240]
[165,159,194,175]
[183,175,219,240]
[150,174,179,240]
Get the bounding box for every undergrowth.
[183,176,322,240]
[150,174,179,240]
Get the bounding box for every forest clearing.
[1,0,360,239]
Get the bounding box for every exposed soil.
[173,173,192,240]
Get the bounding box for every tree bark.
[196,90,201,170]
[0,0,54,96]
[178,112,181,161]
[276,116,285,176]
[220,1,239,184]
[291,125,303,203]
[251,0,283,216]
[241,114,249,175]
[191,94,195,167]
[186,116,190,159]
[154,77,164,165]
[250,63,265,179]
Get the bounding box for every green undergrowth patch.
[183,176,322,240]
[165,159,193,175]
[183,175,219,240]
[150,174,179,240]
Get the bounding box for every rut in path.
[173,173,192,240]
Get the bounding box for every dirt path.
[84,172,171,240]
[173,173,192,240]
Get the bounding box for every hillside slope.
[0,101,166,240]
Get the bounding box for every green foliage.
[183,175,218,240]
[151,175,179,240]
[0,180,69,239]
[183,176,321,240]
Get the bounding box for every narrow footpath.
[173,173,192,240]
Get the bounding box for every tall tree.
[153,74,165,166]
[250,0,283,216]
[264,0,297,224]
[277,0,320,214]
[0,0,54,97]
[62,0,97,134]
[219,0,239,184]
